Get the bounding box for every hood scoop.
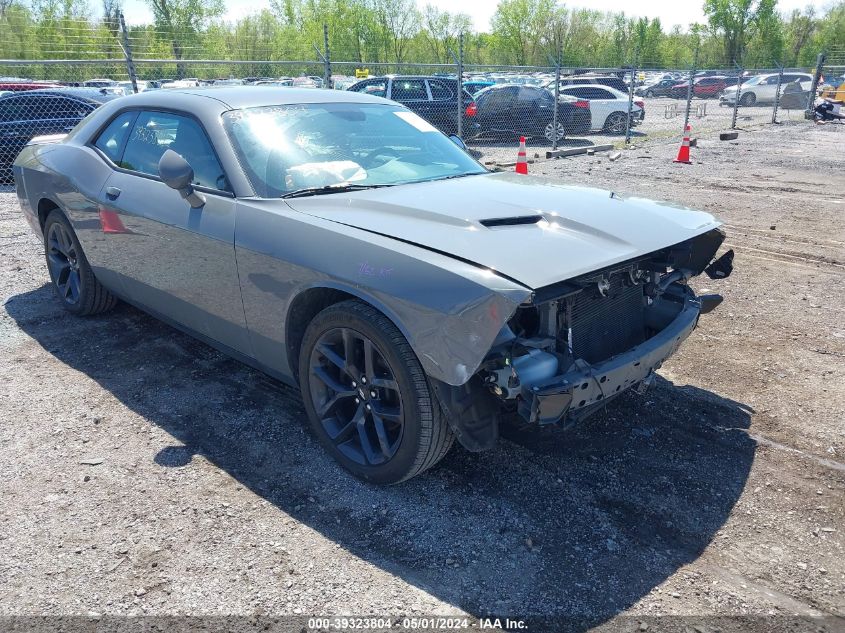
[480,215,543,228]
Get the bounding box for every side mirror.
[158,149,205,208]
[448,134,467,151]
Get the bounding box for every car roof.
[0,87,119,103]
[106,86,394,111]
[560,83,619,92]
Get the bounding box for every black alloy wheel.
[308,326,405,466]
[299,300,454,484]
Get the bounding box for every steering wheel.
[360,145,402,168]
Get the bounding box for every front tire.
[299,300,454,484]
[740,92,756,106]
[43,210,117,316]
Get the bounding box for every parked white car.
[116,80,149,94]
[720,72,813,106]
[557,84,643,133]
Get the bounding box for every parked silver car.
[12,87,733,483]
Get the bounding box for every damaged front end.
[432,228,734,450]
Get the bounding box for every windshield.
[743,75,763,86]
[223,103,486,198]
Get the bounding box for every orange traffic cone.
[674,124,692,164]
[515,136,528,174]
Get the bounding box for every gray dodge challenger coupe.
[13,87,733,483]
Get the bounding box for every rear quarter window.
[93,111,137,163]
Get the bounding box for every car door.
[515,86,549,134]
[561,87,609,130]
[93,109,250,354]
[756,75,780,101]
[475,87,518,135]
[425,78,457,133]
[0,95,31,175]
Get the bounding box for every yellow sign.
[355,69,369,79]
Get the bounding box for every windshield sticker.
[393,111,438,133]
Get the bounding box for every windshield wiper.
[281,183,393,199]
[402,172,483,186]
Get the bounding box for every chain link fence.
[0,17,831,180]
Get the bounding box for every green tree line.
[1,0,843,71]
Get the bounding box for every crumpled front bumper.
[518,288,702,425]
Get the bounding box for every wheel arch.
[37,197,62,233]
[284,283,415,382]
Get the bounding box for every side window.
[765,76,780,85]
[350,79,387,97]
[93,111,136,163]
[121,111,229,192]
[49,97,93,119]
[485,87,517,111]
[428,79,453,101]
[517,86,540,102]
[0,97,32,122]
[561,86,586,98]
[391,79,428,101]
[591,88,614,99]
[0,99,19,122]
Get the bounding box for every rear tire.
[604,111,627,134]
[299,300,454,484]
[43,210,117,316]
[543,121,565,142]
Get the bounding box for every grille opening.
[563,277,646,365]
[480,215,543,228]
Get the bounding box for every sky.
[119,0,833,30]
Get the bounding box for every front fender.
[288,275,527,386]
[235,199,531,386]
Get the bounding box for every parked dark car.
[670,76,729,99]
[469,84,591,142]
[550,75,629,94]
[347,75,475,134]
[0,88,119,181]
[635,78,678,98]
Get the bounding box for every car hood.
[284,172,720,289]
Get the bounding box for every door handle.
[105,186,121,199]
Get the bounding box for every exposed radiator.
[566,277,646,364]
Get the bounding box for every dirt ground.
[0,122,843,632]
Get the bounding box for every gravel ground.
[0,122,844,632]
